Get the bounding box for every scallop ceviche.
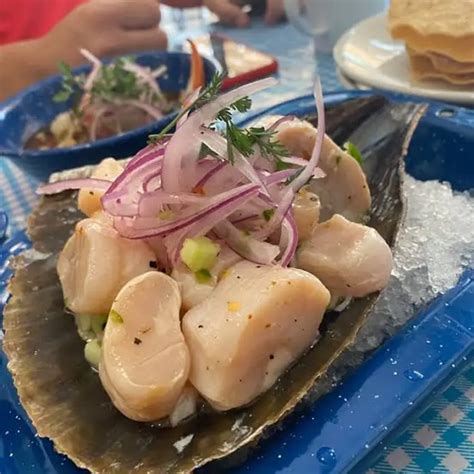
[37,75,393,426]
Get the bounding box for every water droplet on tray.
[317,447,337,467]
[404,369,425,381]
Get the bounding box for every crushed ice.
[306,174,473,398]
[355,174,474,352]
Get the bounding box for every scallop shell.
[3,96,426,473]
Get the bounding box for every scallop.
[297,214,393,298]
[172,244,241,310]
[57,218,156,315]
[293,187,320,241]
[78,158,123,217]
[182,261,330,411]
[100,271,190,422]
[274,118,371,222]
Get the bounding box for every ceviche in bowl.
[3,74,424,472]
[0,48,219,180]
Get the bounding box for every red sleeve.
[0,0,87,45]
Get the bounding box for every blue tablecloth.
[0,8,472,473]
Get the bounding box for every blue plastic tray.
[0,91,473,474]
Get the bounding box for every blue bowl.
[0,51,219,181]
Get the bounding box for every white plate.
[334,14,474,105]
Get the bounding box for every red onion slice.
[290,78,325,192]
[214,220,280,265]
[268,115,297,132]
[80,49,102,91]
[199,127,270,196]
[37,178,111,195]
[114,183,260,239]
[161,77,277,193]
[279,212,298,267]
[138,191,208,217]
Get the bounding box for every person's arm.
[0,38,54,101]
[0,0,167,102]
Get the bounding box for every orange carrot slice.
[187,39,205,92]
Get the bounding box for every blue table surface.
[0,7,473,473]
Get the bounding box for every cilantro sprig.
[343,141,364,164]
[149,72,226,143]
[149,72,289,165]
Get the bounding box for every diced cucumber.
[84,340,102,369]
[91,314,108,339]
[180,237,220,273]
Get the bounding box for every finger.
[99,0,161,30]
[113,28,168,55]
[264,0,285,24]
[204,0,250,27]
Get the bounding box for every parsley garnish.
[343,142,364,164]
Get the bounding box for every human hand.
[41,0,168,67]
[203,0,285,27]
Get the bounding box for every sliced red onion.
[114,99,164,120]
[290,78,325,192]
[263,169,295,185]
[254,187,295,240]
[105,147,164,197]
[80,49,102,91]
[138,191,208,217]
[177,87,202,128]
[193,161,226,191]
[199,127,270,196]
[88,105,113,141]
[122,61,166,100]
[142,171,162,192]
[268,115,297,132]
[114,183,260,239]
[146,236,171,272]
[214,220,280,265]
[230,214,260,225]
[279,212,298,267]
[37,178,111,195]
[280,156,307,167]
[279,157,326,179]
[161,77,277,193]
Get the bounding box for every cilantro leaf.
[262,209,275,221]
[343,141,364,164]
